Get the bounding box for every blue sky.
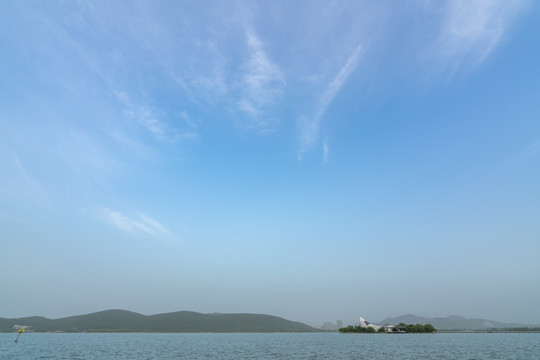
[1,0,539,326]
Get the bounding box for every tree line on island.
[340,323,436,333]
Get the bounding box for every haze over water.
[1,1,539,327]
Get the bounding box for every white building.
[359,317,382,331]
[359,317,401,333]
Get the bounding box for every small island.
[339,317,436,333]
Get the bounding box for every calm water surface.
[1,332,538,359]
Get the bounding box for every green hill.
[0,310,316,333]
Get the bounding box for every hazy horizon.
[2,308,538,329]
[1,1,539,328]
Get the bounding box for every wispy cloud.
[60,129,120,189]
[0,152,44,201]
[323,141,329,163]
[237,27,286,131]
[503,140,540,167]
[177,45,229,107]
[298,44,363,159]
[114,91,197,142]
[103,209,169,237]
[435,0,527,73]
[177,110,197,128]
[12,153,42,196]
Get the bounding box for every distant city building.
[320,320,345,330]
[320,321,345,330]
[322,322,334,330]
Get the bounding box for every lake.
[1,332,538,359]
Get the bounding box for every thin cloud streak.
[103,209,169,237]
[503,140,540,167]
[323,141,329,163]
[298,44,363,159]
[12,154,42,196]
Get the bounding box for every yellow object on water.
[14,328,25,343]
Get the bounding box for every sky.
[1,0,539,327]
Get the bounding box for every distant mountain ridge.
[379,314,532,330]
[0,309,316,333]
